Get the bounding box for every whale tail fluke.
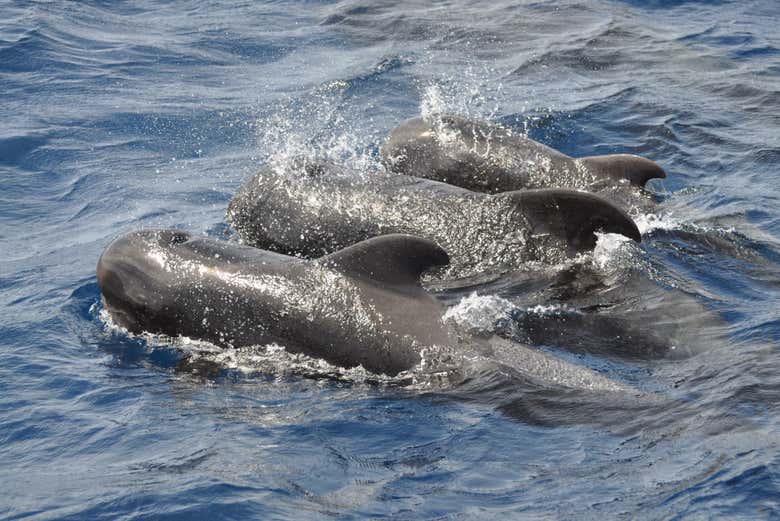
[579,154,666,188]
[504,189,642,252]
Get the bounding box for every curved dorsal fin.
[500,189,641,252]
[321,234,450,287]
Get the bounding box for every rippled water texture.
[2,1,780,519]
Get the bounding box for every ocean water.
[2,0,780,519]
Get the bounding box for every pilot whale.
[226,160,641,278]
[381,115,666,194]
[96,229,635,393]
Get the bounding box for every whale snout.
[97,229,191,286]
[580,154,667,188]
[97,229,190,332]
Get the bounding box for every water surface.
[1,1,779,519]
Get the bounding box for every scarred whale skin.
[381,114,666,193]
[96,229,635,393]
[226,160,641,277]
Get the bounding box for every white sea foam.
[633,210,731,236]
[634,212,686,234]
[523,303,581,316]
[590,232,638,272]
[443,292,515,333]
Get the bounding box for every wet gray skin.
[381,115,666,196]
[444,261,729,362]
[96,229,639,393]
[226,160,641,279]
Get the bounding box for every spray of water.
[255,80,383,177]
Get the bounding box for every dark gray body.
[98,231,451,375]
[473,262,726,361]
[381,115,666,194]
[96,229,636,392]
[227,161,641,278]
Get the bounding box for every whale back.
[382,115,666,192]
[227,161,643,275]
[381,115,537,193]
[318,234,455,361]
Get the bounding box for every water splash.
[255,81,382,177]
[635,212,688,234]
[590,232,642,273]
[417,60,508,123]
[443,292,515,334]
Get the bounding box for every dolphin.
[226,159,642,278]
[381,114,666,194]
[96,229,637,394]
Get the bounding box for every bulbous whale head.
[96,229,192,333]
[579,154,666,188]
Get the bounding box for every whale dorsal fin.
[321,234,450,287]
[501,189,641,252]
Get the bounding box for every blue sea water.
[2,0,780,519]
